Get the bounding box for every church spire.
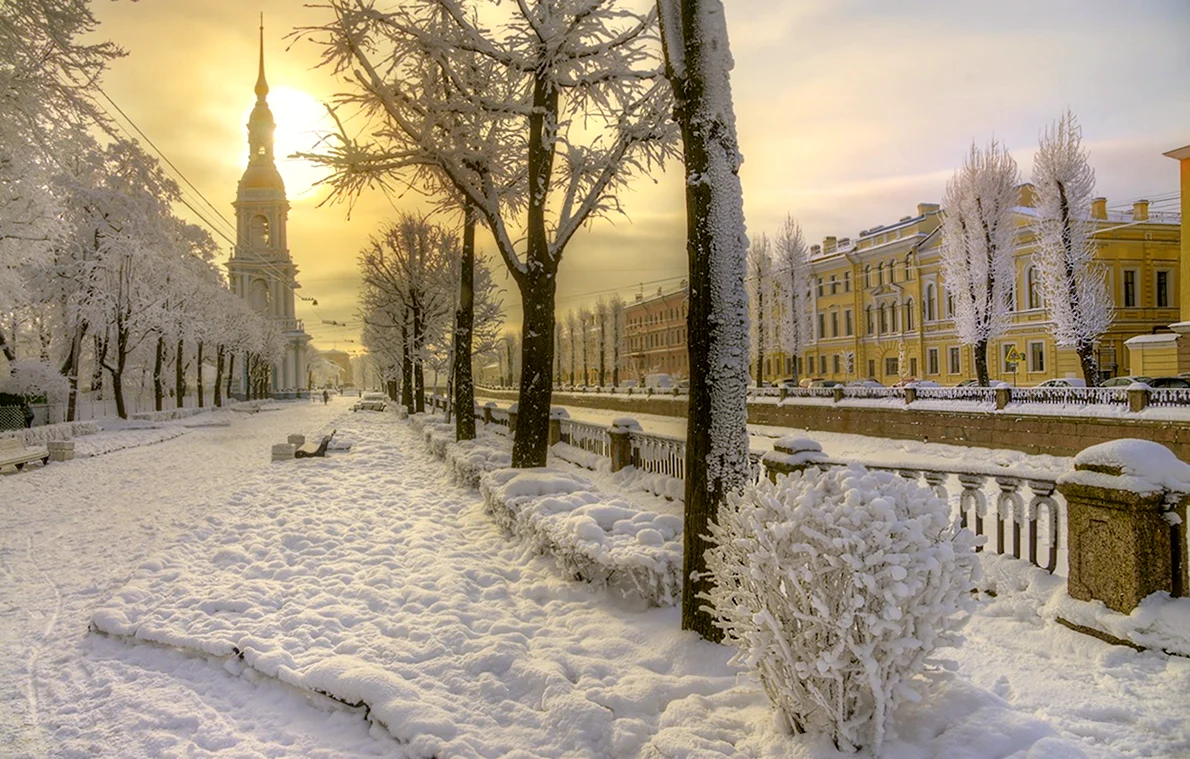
[255,14,269,100]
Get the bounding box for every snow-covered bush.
[0,358,68,400]
[704,464,980,753]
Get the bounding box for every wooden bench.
[295,429,336,459]
[0,435,50,471]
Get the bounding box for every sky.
[89,0,1190,353]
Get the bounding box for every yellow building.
[787,189,1181,386]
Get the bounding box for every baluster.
[957,474,988,550]
[1026,479,1060,572]
[995,477,1024,558]
[922,471,948,501]
[898,468,920,481]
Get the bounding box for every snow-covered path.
[0,398,398,758]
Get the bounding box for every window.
[946,293,955,318]
[877,262,885,286]
[1156,270,1170,308]
[817,277,824,297]
[885,357,898,376]
[948,346,961,374]
[904,253,914,280]
[904,298,915,331]
[1027,266,1042,310]
[868,359,876,377]
[1002,343,1019,373]
[817,313,826,339]
[909,357,918,377]
[830,274,838,294]
[879,304,887,333]
[819,355,827,375]
[832,354,841,374]
[927,348,939,375]
[926,284,937,321]
[250,215,271,249]
[843,271,851,292]
[1123,269,1137,307]
[866,306,875,335]
[1028,340,1046,373]
[830,311,839,338]
[888,258,896,284]
[844,309,853,336]
[864,265,872,289]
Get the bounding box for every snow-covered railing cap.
[1128,382,1151,390]
[484,400,498,408]
[550,407,570,419]
[772,436,824,456]
[609,417,642,432]
[1063,439,1190,495]
[992,381,1013,389]
[508,402,518,414]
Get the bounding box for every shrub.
[704,464,980,753]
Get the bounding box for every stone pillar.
[1127,385,1149,413]
[287,434,305,447]
[762,437,829,484]
[995,386,1012,410]
[779,386,788,401]
[832,386,844,403]
[1057,440,1189,613]
[608,417,641,472]
[548,407,569,447]
[271,443,296,462]
[47,440,74,462]
[483,402,495,425]
[904,387,917,405]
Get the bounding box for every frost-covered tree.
[939,140,1019,386]
[747,233,776,385]
[608,295,626,387]
[578,307,593,386]
[657,0,751,640]
[302,0,676,467]
[774,215,810,380]
[1031,111,1111,387]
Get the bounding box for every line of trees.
[549,298,627,387]
[1,0,281,419]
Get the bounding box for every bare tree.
[747,233,775,385]
[657,0,751,640]
[939,140,1019,386]
[609,295,626,387]
[774,215,811,381]
[1031,110,1111,386]
[302,0,676,466]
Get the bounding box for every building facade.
[624,283,690,382]
[789,189,1181,386]
[225,25,311,397]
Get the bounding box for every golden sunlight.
[242,85,331,198]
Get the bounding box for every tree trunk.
[61,324,84,423]
[401,316,414,412]
[214,346,224,408]
[106,326,130,419]
[599,320,607,387]
[412,303,425,413]
[513,271,556,467]
[454,205,477,442]
[153,334,166,411]
[175,338,185,408]
[0,326,15,363]
[91,333,107,394]
[1078,339,1098,387]
[755,289,764,384]
[226,352,236,401]
[974,338,990,386]
[661,0,751,642]
[197,342,205,408]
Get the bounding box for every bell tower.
[226,18,311,397]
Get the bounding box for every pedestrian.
[322,389,329,405]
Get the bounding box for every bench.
[295,429,336,459]
[0,435,50,471]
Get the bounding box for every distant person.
[322,389,329,405]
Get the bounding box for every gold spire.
[255,14,269,100]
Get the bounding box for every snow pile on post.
[705,465,981,753]
[445,436,512,489]
[480,468,683,606]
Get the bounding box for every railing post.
[995,385,1012,410]
[508,403,518,436]
[832,386,844,403]
[608,418,641,472]
[1127,384,1149,413]
[779,386,788,401]
[761,437,828,483]
[1057,440,1189,613]
[483,401,495,425]
[548,407,568,447]
[904,387,917,405]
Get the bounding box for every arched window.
[866,305,874,334]
[1027,266,1042,309]
[888,258,897,283]
[926,283,937,321]
[946,292,955,318]
[250,215,271,249]
[904,298,915,331]
[864,265,872,289]
[877,262,885,286]
[879,303,888,333]
[904,253,915,280]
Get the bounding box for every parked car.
[904,379,941,388]
[807,379,843,388]
[644,373,673,389]
[1101,376,1151,387]
[799,377,825,388]
[955,379,981,387]
[1147,376,1190,388]
[846,379,883,388]
[352,391,389,412]
[777,378,799,388]
[1036,378,1087,388]
[675,379,690,392]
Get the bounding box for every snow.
[3,397,1189,757]
[1061,438,1190,495]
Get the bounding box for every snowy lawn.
[4,400,1188,757]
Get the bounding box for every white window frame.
[927,347,940,376]
[1028,340,1046,373]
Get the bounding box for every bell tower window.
[250,215,271,249]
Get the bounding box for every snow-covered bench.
[0,435,49,472]
[295,430,336,459]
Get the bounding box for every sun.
[243,85,333,198]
